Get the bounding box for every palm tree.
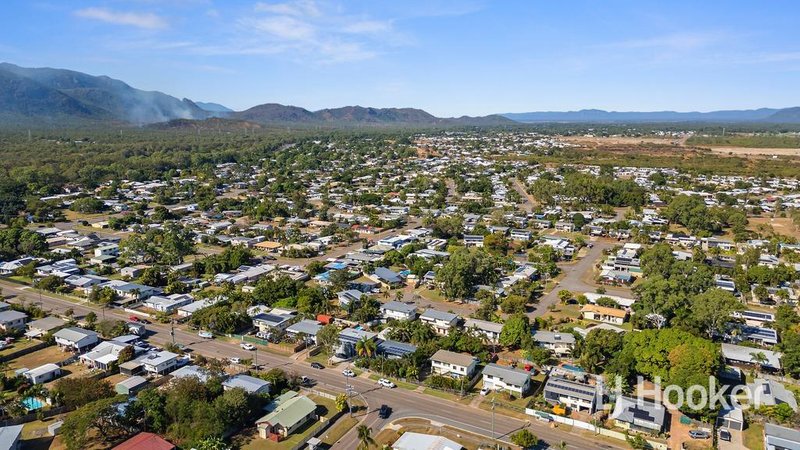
[355,337,376,359]
[558,440,568,450]
[750,351,768,375]
[356,425,375,450]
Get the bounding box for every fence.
[231,334,305,354]
[288,409,347,450]
[0,341,51,363]
[525,408,668,450]
[2,405,74,426]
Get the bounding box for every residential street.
[0,279,624,450]
[529,238,633,318]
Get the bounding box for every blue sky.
[2,0,800,116]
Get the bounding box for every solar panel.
[631,406,655,421]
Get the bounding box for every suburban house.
[380,301,417,321]
[0,425,23,450]
[542,376,600,413]
[140,351,178,375]
[430,349,478,378]
[113,432,175,450]
[532,331,576,356]
[0,310,27,332]
[580,304,628,325]
[765,423,800,450]
[25,316,66,339]
[171,365,213,383]
[721,343,782,372]
[23,363,62,385]
[369,267,404,287]
[252,312,294,333]
[176,298,215,318]
[420,309,459,335]
[463,235,484,248]
[337,328,378,358]
[610,396,667,434]
[54,327,99,352]
[464,318,503,344]
[482,363,531,396]
[748,379,799,412]
[377,340,417,359]
[256,392,318,440]
[336,289,363,307]
[80,341,131,370]
[392,432,463,450]
[223,374,271,395]
[143,294,194,314]
[285,320,322,344]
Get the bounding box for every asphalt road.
[529,238,633,318]
[0,280,623,449]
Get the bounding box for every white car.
[198,331,213,339]
[229,357,241,365]
[240,343,256,351]
[480,387,491,396]
[378,378,396,388]
[342,369,355,377]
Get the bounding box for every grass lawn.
[743,422,764,450]
[306,350,332,367]
[422,387,474,404]
[6,345,66,372]
[21,417,65,450]
[318,415,358,447]
[238,394,337,449]
[0,339,38,357]
[374,418,507,450]
[367,373,418,390]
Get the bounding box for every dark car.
[310,362,324,369]
[689,430,710,439]
[378,404,391,419]
[718,428,731,442]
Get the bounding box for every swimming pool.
[22,397,45,411]
[561,364,585,373]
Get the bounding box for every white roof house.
[54,327,99,351]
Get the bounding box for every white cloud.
[231,0,400,63]
[342,20,393,35]
[247,16,316,41]
[75,7,167,29]
[254,0,321,17]
[604,32,727,51]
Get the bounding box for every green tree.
[500,314,530,349]
[510,429,539,448]
[356,425,375,450]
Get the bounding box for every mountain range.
[0,63,511,127]
[3,62,800,127]
[502,108,800,123]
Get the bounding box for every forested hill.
[0,63,514,128]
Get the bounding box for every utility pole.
[170,320,175,345]
[491,393,496,449]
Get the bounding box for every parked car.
[240,343,256,351]
[301,376,312,386]
[689,430,710,439]
[378,378,396,388]
[229,357,241,365]
[342,369,355,377]
[480,387,491,396]
[198,331,213,339]
[378,404,392,419]
[718,429,731,442]
[310,362,324,369]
